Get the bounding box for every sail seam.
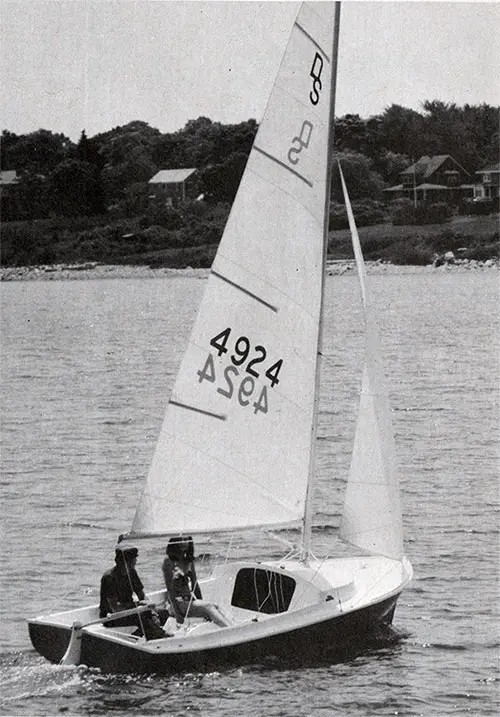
[253,145,313,187]
[211,269,278,312]
[243,165,324,244]
[295,21,330,62]
[168,399,227,421]
[155,429,304,518]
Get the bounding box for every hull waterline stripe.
[211,270,278,312]
[169,399,227,421]
[295,21,330,62]
[253,146,313,188]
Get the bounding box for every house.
[383,155,473,205]
[1,169,19,194]
[148,168,198,207]
[474,161,500,201]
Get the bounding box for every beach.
[1,257,498,282]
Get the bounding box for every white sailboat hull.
[29,555,412,673]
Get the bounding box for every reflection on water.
[1,271,499,716]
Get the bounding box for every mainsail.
[131,3,338,536]
[338,163,403,560]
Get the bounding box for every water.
[1,270,498,716]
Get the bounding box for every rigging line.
[210,269,278,312]
[263,529,296,550]
[124,559,147,638]
[279,573,286,612]
[253,145,313,187]
[183,572,197,621]
[255,567,273,614]
[287,549,332,608]
[283,547,301,561]
[208,534,234,577]
[262,572,273,613]
[222,534,235,567]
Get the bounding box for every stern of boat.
[28,603,99,663]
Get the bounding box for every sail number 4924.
[197,327,283,415]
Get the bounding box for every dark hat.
[115,545,138,562]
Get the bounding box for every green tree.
[93,121,160,204]
[1,129,72,174]
[72,130,106,213]
[374,104,425,159]
[421,100,498,172]
[1,130,20,168]
[332,151,386,200]
[15,173,50,219]
[199,152,248,203]
[373,151,411,184]
[334,114,368,153]
[48,159,102,216]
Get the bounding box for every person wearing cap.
[99,544,166,639]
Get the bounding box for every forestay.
[131,3,337,536]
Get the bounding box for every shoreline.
[1,257,498,282]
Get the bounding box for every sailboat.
[29,2,412,674]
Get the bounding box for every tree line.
[1,101,498,268]
[2,101,498,221]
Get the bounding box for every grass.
[1,212,498,269]
[328,214,499,264]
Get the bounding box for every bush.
[147,205,183,230]
[390,198,416,225]
[328,201,348,230]
[351,199,388,226]
[360,233,394,259]
[430,228,470,254]
[414,202,452,225]
[390,199,452,226]
[463,198,496,216]
[137,225,184,250]
[461,234,499,261]
[385,239,434,265]
[329,199,387,231]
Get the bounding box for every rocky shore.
[0,262,209,282]
[1,257,498,282]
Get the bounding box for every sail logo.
[287,121,313,165]
[309,52,324,105]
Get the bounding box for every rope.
[123,557,147,637]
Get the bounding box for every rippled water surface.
[1,270,498,716]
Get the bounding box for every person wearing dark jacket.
[100,544,166,640]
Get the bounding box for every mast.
[301,1,342,561]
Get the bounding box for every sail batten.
[295,22,331,60]
[168,400,227,421]
[253,145,314,186]
[210,270,279,312]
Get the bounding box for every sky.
[1,0,499,142]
